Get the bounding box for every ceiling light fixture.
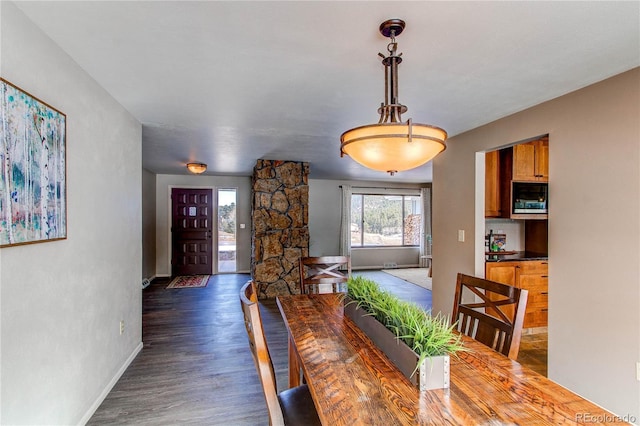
[186,162,207,174]
[340,19,447,176]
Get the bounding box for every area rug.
[166,275,210,289]
[382,268,432,291]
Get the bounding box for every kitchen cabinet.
[485,150,501,217]
[485,261,518,286]
[518,261,549,328]
[512,138,549,182]
[485,260,548,328]
[485,149,512,218]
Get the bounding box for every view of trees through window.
[351,194,421,247]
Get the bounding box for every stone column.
[251,160,309,298]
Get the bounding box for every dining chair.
[239,281,321,426]
[299,256,351,294]
[451,273,528,360]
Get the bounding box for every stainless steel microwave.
[512,182,548,214]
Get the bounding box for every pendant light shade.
[341,121,446,174]
[340,19,447,175]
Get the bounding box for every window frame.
[350,192,421,248]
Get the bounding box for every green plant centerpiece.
[345,275,464,390]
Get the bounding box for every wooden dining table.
[276,293,625,425]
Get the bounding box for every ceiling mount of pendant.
[379,19,405,38]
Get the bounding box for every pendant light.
[340,19,447,175]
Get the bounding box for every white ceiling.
[14,1,640,183]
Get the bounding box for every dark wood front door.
[171,188,213,276]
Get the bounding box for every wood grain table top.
[276,293,623,426]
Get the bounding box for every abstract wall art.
[0,78,67,247]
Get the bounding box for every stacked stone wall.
[404,214,421,246]
[251,160,309,298]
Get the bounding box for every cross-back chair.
[451,273,528,360]
[240,281,321,426]
[299,256,351,294]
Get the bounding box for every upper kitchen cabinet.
[485,149,512,218]
[512,137,549,182]
[485,150,502,217]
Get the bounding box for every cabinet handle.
[541,275,548,278]
[541,292,548,295]
[541,262,548,265]
[541,309,548,312]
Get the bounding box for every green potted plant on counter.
[345,275,464,390]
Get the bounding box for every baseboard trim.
[352,264,420,271]
[78,341,143,425]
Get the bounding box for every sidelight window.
[217,188,237,272]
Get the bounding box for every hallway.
[89,274,268,424]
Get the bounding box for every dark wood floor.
[88,270,545,424]
[519,331,548,376]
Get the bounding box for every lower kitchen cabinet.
[485,260,548,328]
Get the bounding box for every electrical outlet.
[120,320,125,335]
[458,229,465,242]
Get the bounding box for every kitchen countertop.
[485,251,548,262]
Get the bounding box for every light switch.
[458,230,465,242]
[240,223,246,229]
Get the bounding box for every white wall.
[154,174,252,276]
[0,3,143,424]
[308,179,426,269]
[308,179,342,257]
[432,68,640,418]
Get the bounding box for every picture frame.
[0,78,67,247]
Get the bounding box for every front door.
[171,188,213,276]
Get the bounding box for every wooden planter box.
[344,299,450,391]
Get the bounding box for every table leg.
[288,335,301,388]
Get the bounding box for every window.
[350,194,421,247]
[217,188,237,272]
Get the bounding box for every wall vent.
[383,262,398,269]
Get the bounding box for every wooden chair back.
[240,281,285,425]
[299,256,351,294]
[451,273,528,359]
